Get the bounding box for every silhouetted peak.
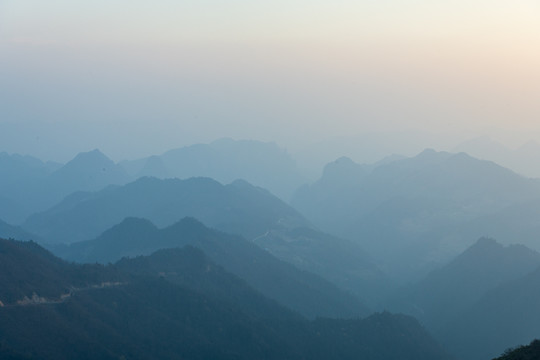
[138,155,170,178]
[319,156,367,185]
[229,179,255,189]
[166,217,209,233]
[72,149,110,163]
[103,217,158,236]
[334,156,356,166]
[415,148,450,160]
[59,149,115,173]
[472,237,499,249]
[454,237,503,260]
[450,152,474,161]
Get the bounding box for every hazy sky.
[1,0,539,162]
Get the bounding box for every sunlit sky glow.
[1,0,539,161]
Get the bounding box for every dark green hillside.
[493,340,540,360]
[23,176,387,309]
[0,238,126,305]
[116,246,299,321]
[0,237,452,360]
[57,217,369,319]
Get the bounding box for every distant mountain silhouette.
[252,226,393,309]
[0,237,452,360]
[55,217,369,319]
[0,152,61,223]
[136,154,171,178]
[25,175,389,308]
[48,149,129,193]
[0,150,129,224]
[119,138,307,201]
[24,176,309,244]
[454,136,540,179]
[292,149,540,281]
[0,218,40,242]
[388,238,540,331]
[449,198,540,252]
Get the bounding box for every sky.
[0,0,539,162]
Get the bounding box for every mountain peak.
[471,237,499,249]
[102,217,158,238]
[165,217,210,235]
[61,149,115,171]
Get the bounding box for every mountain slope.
[24,176,309,244]
[56,217,369,319]
[292,149,540,280]
[441,265,540,360]
[47,149,129,194]
[0,150,129,223]
[454,136,540,179]
[253,226,393,308]
[388,238,540,331]
[116,245,299,321]
[0,218,40,242]
[120,138,307,200]
[24,175,388,308]
[0,237,452,360]
[492,340,540,360]
[0,152,60,223]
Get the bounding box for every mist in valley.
[1,1,540,359]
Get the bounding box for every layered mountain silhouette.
[454,136,540,179]
[24,176,309,244]
[0,218,40,242]
[54,217,369,319]
[115,245,299,321]
[120,138,306,200]
[0,152,61,223]
[0,150,129,223]
[47,149,129,195]
[292,149,540,280]
[0,237,452,360]
[252,226,393,308]
[388,238,540,331]
[25,175,390,308]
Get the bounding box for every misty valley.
[2,140,540,359]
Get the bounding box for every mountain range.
[454,136,540,179]
[388,238,540,331]
[0,236,452,360]
[52,216,369,319]
[120,138,307,201]
[0,149,129,224]
[24,176,309,244]
[0,139,306,225]
[24,175,389,308]
[292,149,540,280]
